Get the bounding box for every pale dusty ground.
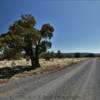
[0,58,86,80]
[0,59,99,100]
[0,58,84,68]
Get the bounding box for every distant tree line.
[40,51,97,60]
[0,48,98,61]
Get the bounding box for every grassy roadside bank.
[0,58,86,84]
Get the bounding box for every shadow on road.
[0,66,33,79]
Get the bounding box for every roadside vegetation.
[0,14,54,69]
[0,14,98,81]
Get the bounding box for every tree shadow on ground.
[0,66,33,79]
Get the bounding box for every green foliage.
[3,47,21,60]
[0,14,54,68]
[41,51,55,61]
[43,52,51,61]
[56,50,63,58]
[74,52,80,58]
[84,53,95,57]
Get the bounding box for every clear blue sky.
[0,0,100,53]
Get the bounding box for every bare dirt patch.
[0,79,8,84]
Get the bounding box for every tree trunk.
[35,54,40,67]
[24,46,39,69]
[32,39,41,68]
[30,45,40,69]
[24,40,41,69]
[30,56,40,69]
[34,44,40,67]
[30,57,36,69]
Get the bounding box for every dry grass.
[0,59,30,68]
[0,58,86,81]
[9,58,85,80]
[0,58,84,68]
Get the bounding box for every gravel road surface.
[0,58,99,100]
